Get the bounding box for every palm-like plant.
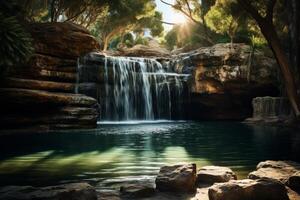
[0,1,34,75]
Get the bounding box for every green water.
[0,121,299,189]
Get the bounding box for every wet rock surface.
[208,178,289,200]
[248,160,300,184]
[155,163,197,193]
[197,166,237,184]
[0,183,97,200]
[1,161,299,200]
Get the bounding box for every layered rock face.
[0,22,100,130]
[173,43,279,120]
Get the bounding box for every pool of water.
[0,121,299,189]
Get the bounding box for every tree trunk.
[258,20,300,117]
[103,38,109,51]
[287,0,300,91]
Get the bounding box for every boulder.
[0,183,97,200]
[155,163,197,193]
[248,160,300,184]
[29,22,100,59]
[208,179,289,200]
[196,166,237,184]
[120,182,155,198]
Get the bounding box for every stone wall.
[0,22,100,130]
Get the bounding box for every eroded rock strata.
[0,22,280,129]
[172,43,279,120]
[0,22,100,130]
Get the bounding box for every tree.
[237,0,300,117]
[160,0,216,44]
[90,0,163,50]
[205,1,243,44]
[20,0,115,26]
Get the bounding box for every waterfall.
[77,53,189,121]
[252,96,291,119]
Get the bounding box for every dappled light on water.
[0,122,299,188]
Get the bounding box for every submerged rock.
[196,166,237,184]
[155,163,197,193]
[0,183,97,200]
[208,179,289,200]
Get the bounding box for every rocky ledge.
[1,160,299,200]
[173,43,279,120]
[0,22,100,130]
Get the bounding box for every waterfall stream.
[76,53,189,121]
[252,96,291,119]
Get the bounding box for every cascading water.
[252,96,291,119]
[76,52,189,121]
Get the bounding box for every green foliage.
[162,0,272,49]
[109,33,150,50]
[0,1,34,75]
[164,22,220,50]
[165,28,178,50]
[90,0,163,50]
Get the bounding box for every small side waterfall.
[252,96,291,119]
[77,52,189,121]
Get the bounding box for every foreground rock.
[155,163,197,193]
[248,160,300,184]
[208,179,289,200]
[197,166,237,185]
[0,183,97,200]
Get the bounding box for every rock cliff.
[172,43,279,120]
[0,22,100,130]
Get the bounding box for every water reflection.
[0,122,299,189]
